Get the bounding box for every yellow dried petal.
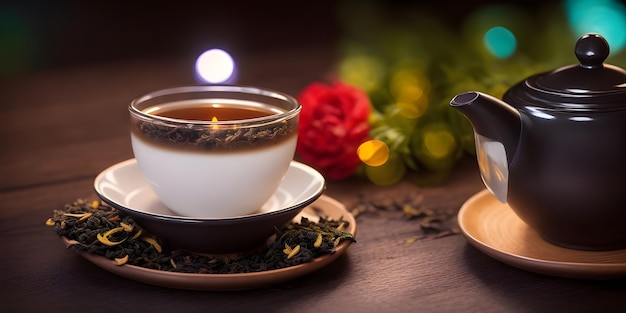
[63,213,88,218]
[335,222,345,232]
[142,236,162,253]
[283,243,292,255]
[313,234,323,248]
[114,255,129,265]
[287,245,300,259]
[45,218,55,226]
[65,239,80,247]
[91,200,99,209]
[405,237,420,244]
[102,226,124,238]
[62,212,93,222]
[97,233,122,246]
[78,212,92,222]
[120,222,133,232]
[97,227,126,246]
[131,228,143,240]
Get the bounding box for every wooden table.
[2,40,626,313]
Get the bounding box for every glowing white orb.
[195,49,235,84]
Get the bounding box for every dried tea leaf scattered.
[350,192,459,242]
[47,199,356,274]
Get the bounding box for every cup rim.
[129,85,301,127]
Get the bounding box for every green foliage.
[336,0,626,186]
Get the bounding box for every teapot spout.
[450,91,521,203]
[450,91,521,164]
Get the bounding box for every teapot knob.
[575,33,610,69]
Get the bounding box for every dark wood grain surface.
[2,10,626,313]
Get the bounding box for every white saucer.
[458,189,626,279]
[93,159,326,253]
[94,159,325,221]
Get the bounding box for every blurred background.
[6,0,625,76]
[3,0,626,185]
[0,0,341,76]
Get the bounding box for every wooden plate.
[63,195,356,290]
[458,189,626,279]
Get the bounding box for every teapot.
[450,33,626,251]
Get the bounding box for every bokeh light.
[358,139,389,166]
[338,53,385,93]
[565,0,626,52]
[195,49,235,84]
[461,4,527,59]
[423,130,456,159]
[389,68,430,118]
[411,122,460,172]
[483,26,517,58]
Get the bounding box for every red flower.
[296,82,371,180]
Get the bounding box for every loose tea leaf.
[349,192,459,242]
[132,116,297,152]
[47,199,356,274]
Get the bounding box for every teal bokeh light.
[483,26,517,58]
[566,0,626,52]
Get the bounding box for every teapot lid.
[507,33,626,110]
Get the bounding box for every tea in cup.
[129,85,301,218]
